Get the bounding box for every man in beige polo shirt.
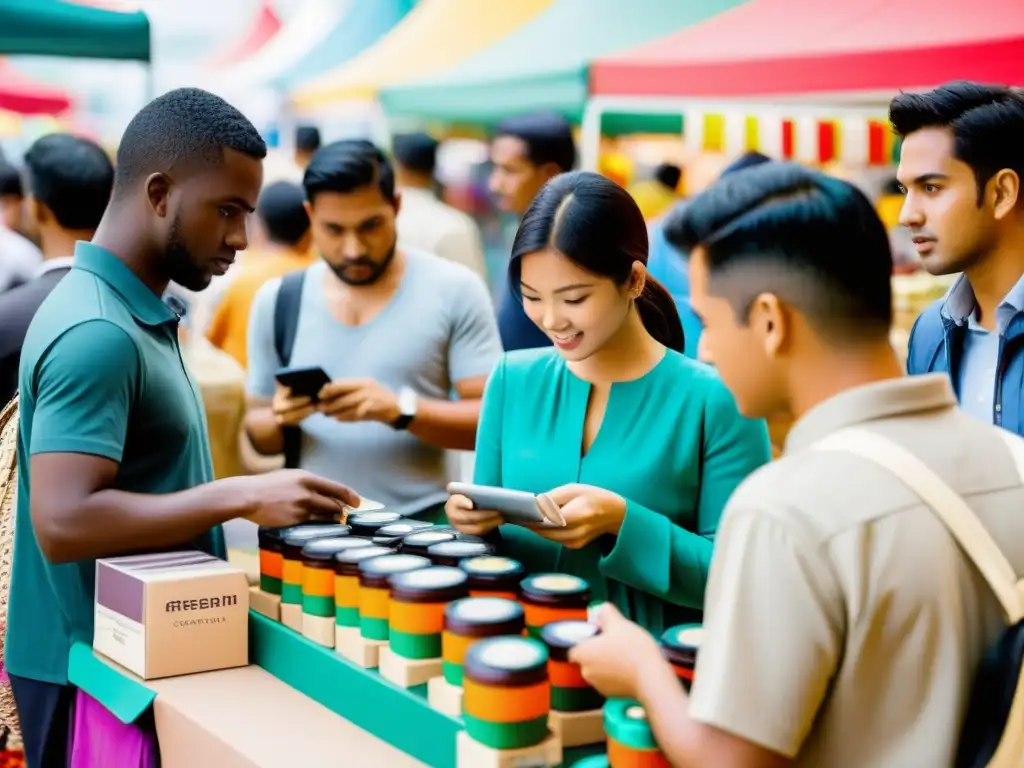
[571,163,1024,767]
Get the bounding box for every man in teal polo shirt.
[7,88,359,767]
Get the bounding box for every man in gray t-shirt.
[244,140,502,509]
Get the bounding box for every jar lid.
[520,573,590,604]
[660,623,702,654]
[400,530,457,551]
[540,620,599,660]
[427,540,493,561]
[446,596,523,624]
[282,524,351,551]
[463,636,548,687]
[390,566,468,601]
[332,546,393,573]
[359,554,431,585]
[348,511,403,536]
[376,520,434,538]
[257,526,293,549]
[459,556,525,580]
[603,699,659,751]
[301,536,368,561]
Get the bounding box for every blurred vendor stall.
[583,0,1024,169]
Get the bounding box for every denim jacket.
[907,274,1024,435]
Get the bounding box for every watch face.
[398,387,418,416]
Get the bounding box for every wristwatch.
[392,386,418,430]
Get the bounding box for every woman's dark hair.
[509,170,684,352]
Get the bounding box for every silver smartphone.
[447,483,566,528]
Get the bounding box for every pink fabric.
[69,690,159,768]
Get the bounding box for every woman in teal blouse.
[447,172,770,635]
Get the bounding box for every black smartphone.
[275,366,331,401]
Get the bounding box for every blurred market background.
[1,0,1022,499]
[5,0,1020,297]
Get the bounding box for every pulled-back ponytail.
[637,276,684,352]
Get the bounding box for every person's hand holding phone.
[230,469,361,527]
[527,483,626,550]
[318,378,400,424]
[272,383,316,427]
[446,493,505,536]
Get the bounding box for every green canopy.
[379,0,745,132]
[0,0,150,61]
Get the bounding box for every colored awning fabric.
[0,0,150,61]
[291,0,555,110]
[272,0,415,90]
[211,0,351,91]
[379,0,747,125]
[0,110,22,138]
[592,0,1024,98]
[0,60,72,115]
[205,1,281,71]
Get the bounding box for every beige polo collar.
[785,374,957,454]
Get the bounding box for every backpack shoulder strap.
[273,270,306,469]
[813,427,1024,625]
[273,270,306,367]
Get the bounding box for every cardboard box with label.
[94,550,249,680]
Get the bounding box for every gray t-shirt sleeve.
[246,278,282,399]
[447,270,504,383]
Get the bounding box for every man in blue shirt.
[896,82,1024,433]
[8,88,358,767]
[488,112,576,351]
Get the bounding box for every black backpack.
[814,427,1024,768]
[272,270,307,469]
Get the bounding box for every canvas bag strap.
[813,427,1024,625]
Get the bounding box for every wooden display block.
[548,709,604,747]
[335,625,385,668]
[427,675,463,717]
[248,586,280,622]
[378,647,442,688]
[301,613,335,648]
[280,602,303,633]
[456,730,562,768]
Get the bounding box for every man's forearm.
[245,406,285,455]
[409,397,481,451]
[42,477,256,564]
[637,656,701,768]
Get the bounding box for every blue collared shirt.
[942,273,1024,423]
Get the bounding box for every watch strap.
[391,413,414,431]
